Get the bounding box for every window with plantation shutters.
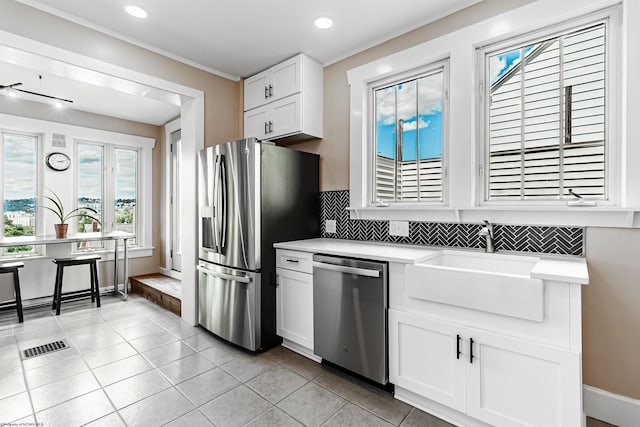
[482,22,607,202]
[371,60,448,204]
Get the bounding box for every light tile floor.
[0,295,615,427]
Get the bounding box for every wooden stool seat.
[0,261,24,323]
[52,254,101,315]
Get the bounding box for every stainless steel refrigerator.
[197,138,319,351]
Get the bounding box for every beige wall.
[0,99,163,282]
[3,0,638,402]
[294,0,535,191]
[0,0,242,146]
[583,228,640,400]
[299,0,640,401]
[0,0,243,277]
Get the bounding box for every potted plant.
[40,189,101,238]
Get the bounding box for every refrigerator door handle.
[212,154,220,253]
[197,264,251,284]
[213,154,225,253]
[219,155,227,252]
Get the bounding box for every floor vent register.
[22,339,70,359]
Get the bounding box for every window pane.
[77,143,103,249]
[486,23,606,201]
[374,66,446,203]
[375,86,396,201]
[115,149,137,242]
[397,80,418,201]
[3,133,36,254]
[417,72,444,201]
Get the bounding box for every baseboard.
[584,385,640,427]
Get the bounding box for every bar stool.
[51,254,101,315]
[0,262,24,323]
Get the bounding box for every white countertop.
[274,238,439,263]
[274,238,589,284]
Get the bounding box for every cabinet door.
[389,309,466,412]
[244,106,269,140]
[276,268,314,350]
[466,329,582,427]
[269,94,301,138]
[270,55,301,102]
[244,71,270,111]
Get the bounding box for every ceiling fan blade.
[0,82,23,89]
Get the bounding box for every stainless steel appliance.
[198,138,319,351]
[313,254,389,384]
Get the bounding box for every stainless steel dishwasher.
[313,254,388,384]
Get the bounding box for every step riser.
[130,278,181,316]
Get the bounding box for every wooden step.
[130,274,181,316]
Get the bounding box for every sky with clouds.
[3,134,37,201]
[78,143,103,202]
[114,149,137,200]
[375,72,443,161]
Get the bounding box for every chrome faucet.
[479,220,495,253]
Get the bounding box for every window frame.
[112,145,141,246]
[476,8,620,207]
[75,140,105,250]
[74,139,143,250]
[367,58,450,207]
[0,130,43,257]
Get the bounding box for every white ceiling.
[0,45,181,125]
[2,0,481,124]
[16,0,481,79]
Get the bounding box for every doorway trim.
[161,117,183,280]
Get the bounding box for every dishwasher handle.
[313,261,381,278]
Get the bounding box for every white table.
[0,231,134,300]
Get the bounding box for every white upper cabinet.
[244,53,323,142]
[245,56,301,110]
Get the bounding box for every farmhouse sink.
[406,250,544,321]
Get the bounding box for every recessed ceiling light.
[7,89,17,98]
[54,101,63,108]
[313,16,333,30]
[125,5,148,19]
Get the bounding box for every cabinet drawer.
[276,249,313,273]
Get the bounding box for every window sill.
[73,246,155,261]
[347,205,640,228]
[1,246,154,262]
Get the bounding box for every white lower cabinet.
[389,309,582,427]
[275,262,315,359]
[389,310,466,412]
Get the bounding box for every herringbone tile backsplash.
[320,190,584,256]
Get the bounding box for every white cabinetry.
[390,265,586,427]
[275,249,317,360]
[244,54,322,142]
[390,309,581,427]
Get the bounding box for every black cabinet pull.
[268,121,273,133]
[469,337,474,364]
[456,334,461,359]
[264,86,269,99]
[269,84,273,97]
[286,259,299,263]
[264,122,268,135]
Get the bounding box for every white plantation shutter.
[372,62,447,203]
[486,23,606,201]
[375,156,443,201]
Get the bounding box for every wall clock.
[45,152,71,171]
